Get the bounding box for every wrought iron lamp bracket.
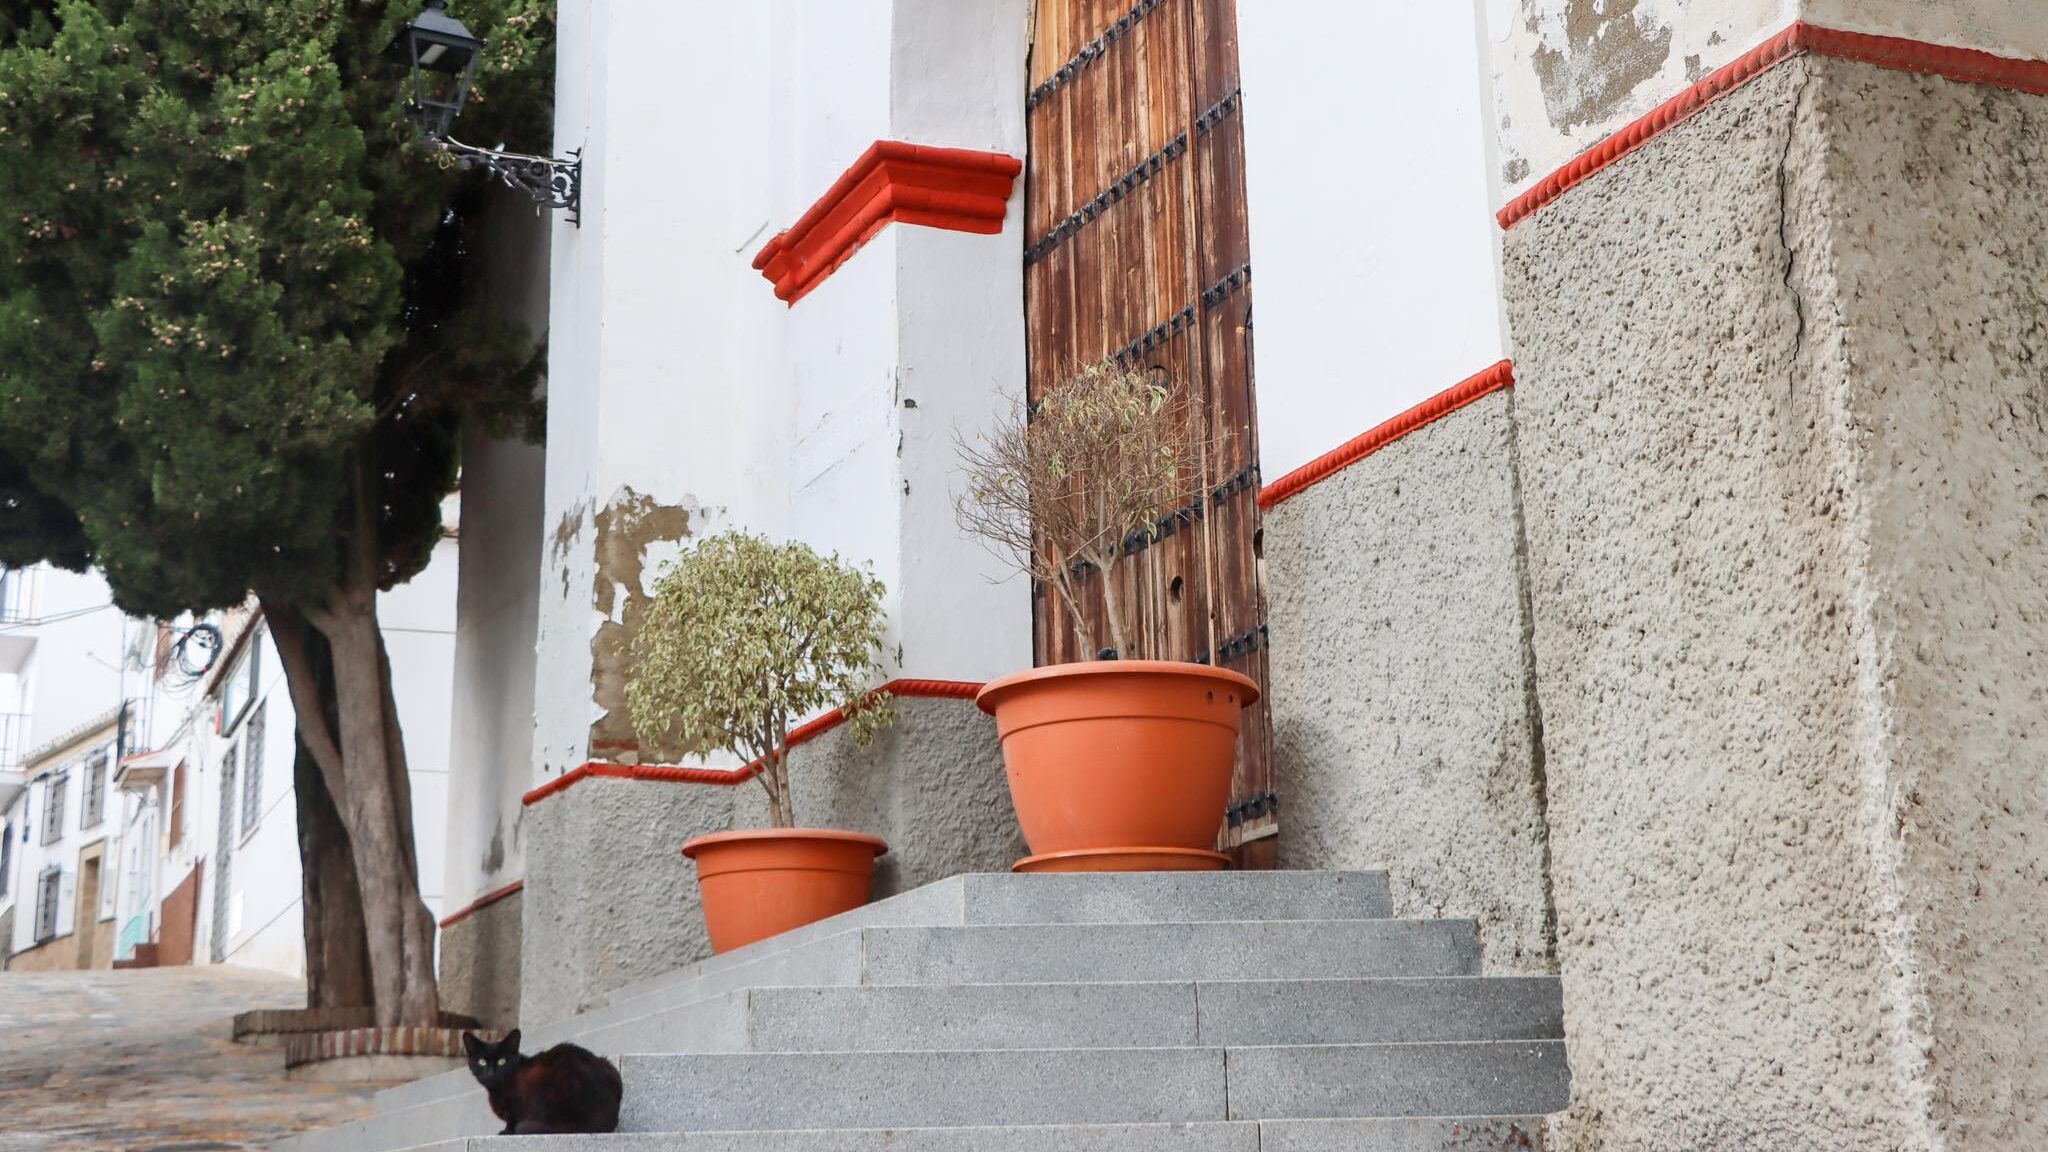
[427,135,582,225]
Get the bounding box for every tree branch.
[265,598,347,796]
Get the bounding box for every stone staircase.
[275,871,1567,1151]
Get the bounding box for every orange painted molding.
[1258,360,1516,510]
[752,141,1022,305]
[521,679,986,808]
[437,880,524,930]
[1501,23,2048,229]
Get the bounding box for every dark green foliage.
[0,0,550,617]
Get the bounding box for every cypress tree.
[0,0,552,1024]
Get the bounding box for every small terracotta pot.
[681,828,887,954]
[976,660,1259,871]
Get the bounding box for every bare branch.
[954,361,1224,659]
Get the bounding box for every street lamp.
[387,0,581,223]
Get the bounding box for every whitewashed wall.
[1238,1,1509,480]
[4,567,129,747]
[2,726,119,958]
[534,0,1030,785]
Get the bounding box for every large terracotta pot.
[975,661,1259,872]
[680,828,887,954]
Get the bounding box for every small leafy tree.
[956,360,1218,659]
[626,531,895,829]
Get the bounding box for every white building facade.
[0,526,460,980]
[428,0,2048,1145]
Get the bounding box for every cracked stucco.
[1503,56,2048,1149]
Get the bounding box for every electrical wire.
[0,602,118,633]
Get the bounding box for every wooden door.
[76,854,101,967]
[1025,0,1275,863]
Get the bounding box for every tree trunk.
[295,733,372,1010]
[268,595,441,1026]
[318,594,440,1025]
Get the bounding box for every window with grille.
[33,866,58,942]
[240,703,266,835]
[81,752,107,830]
[39,773,65,845]
[219,642,259,734]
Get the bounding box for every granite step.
[273,871,1563,1152]
[582,974,1556,1057]
[281,1041,1563,1152]
[387,926,1507,1115]
[401,1115,1549,1150]
[616,1042,1568,1131]
[583,870,1395,1015]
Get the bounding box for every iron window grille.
[81,753,107,830]
[33,865,58,942]
[39,773,65,846]
[240,703,266,836]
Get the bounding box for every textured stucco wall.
[1503,54,2048,1150]
[1264,390,1553,975]
[520,780,732,1027]
[439,890,522,1031]
[1813,61,2048,1146]
[738,697,1024,893]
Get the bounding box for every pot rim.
[681,827,890,859]
[975,659,1260,715]
[1013,845,1231,871]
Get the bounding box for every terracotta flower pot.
[680,828,887,954]
[975,660,1260,872]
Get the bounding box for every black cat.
[462,1029,623,1135]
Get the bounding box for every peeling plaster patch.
[1527,0,1674,131]
[1504,155,1532,184]
[550,498,593,601]
[1686,52,1704,81]
[586,487,694,758]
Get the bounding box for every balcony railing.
[0,570,32,624]
[0,711,26,774]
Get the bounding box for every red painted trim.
[436,879,525,930]
[521,679,986,808]
[1257,361,1516,511]
[753,141,1022,305]
[1501,23,2048,229]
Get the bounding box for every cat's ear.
[503,1028,521,1053]
[462,1031,483,1058]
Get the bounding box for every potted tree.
[957,360,1258,872]
[627,530,896,952]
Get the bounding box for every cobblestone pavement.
[0,966,379,1151]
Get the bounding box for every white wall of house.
[0,567,130,754]
[533,0,1031,784]
[3,724,120,960]
[1237,0,1509,481]
[0,564,129,965]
